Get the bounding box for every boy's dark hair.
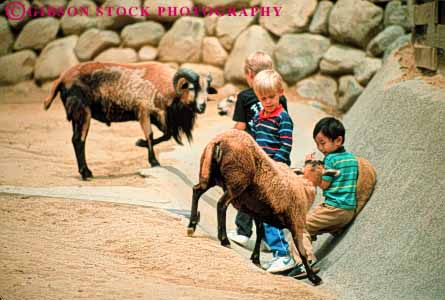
[313,117,345,144]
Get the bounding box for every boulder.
[75,28,120,61]
[329,0,383,49]
[34,36,79,82]
[181,63,225,88]
[121,21,165,48]
[94,47,138,63]
[138,45,158,61]
[97,0,145,30]
[0,50,36,85]
[309,1,334,36]
[383,33,411,61]
[384,0,411,30]
[14,17,60,51]
[367,25,405,57]
[320,45,366,75]
[274,33,330,84]
[158,17,205,63]
[60,0,97,35]
[337,75,363,112]
[260,0,317,36]
[354,57,382,85]
[202,37,228,67]
[144,0,194,22]
[0,17,14,56]
[216,13,256,51]
[295,74,337,107]
[224,25,275,84]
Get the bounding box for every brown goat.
[186,129,338,285]
[44,61,217,180]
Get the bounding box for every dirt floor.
[0,83,331,300]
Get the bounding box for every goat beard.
[166,98,197,145]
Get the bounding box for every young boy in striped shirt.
[289,117,359,279]
[251,69,295,273]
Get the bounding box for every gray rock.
[94,47,138,63]
[224,25,275,84]
[0,17,14,56]
[121,21,165,48]
[295,74,338,107]
[5,0,31,29]
[35,36,79,82]
[260,0,317,36]
[97,0,145,30]
[337,75,363,112]
[216,13,256,51]
[309,1,334,35]
[320,44,366,75]
[60,0,97,35]
[274,33,331,84]
[33,0,67,8]
[383,33,411,61]
[329,0,383,49]
[14,17,60,51]
[158,17,205,63]
[144,0,194,22]
[384,0,411,30]
[354,57,382,85]
[138,45,158,61]
[202,37,228,67]
[75,28,120,61]
[0,50,36,85]
[181,63,225,88]
[367,25,405,57]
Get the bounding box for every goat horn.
[173,68,199,95]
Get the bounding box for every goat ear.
[207,86,217,94]
[323,169,340,177]
[292,168,304,175]
[175,78,188,93]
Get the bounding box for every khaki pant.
[288,203,355,263]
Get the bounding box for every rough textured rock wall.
[0,0,414,113]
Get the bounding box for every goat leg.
[139,114,160,167]
[135,133,172,148]
[187,184,207,236]
[292,228,322,286]
[217,191,230,247]
[250,218,264,266]
[71,106,92,180]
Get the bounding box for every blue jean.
[263,223,289,257]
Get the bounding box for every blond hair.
[252,69,283,97]
[244,51,273,75]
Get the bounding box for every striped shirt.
[322,147,358,210]
[252,105,293,166]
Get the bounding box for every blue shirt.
[322,147,358,210]
[251,105,293,166]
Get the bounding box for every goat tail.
[43,77,63,110]
[199,141,222,189]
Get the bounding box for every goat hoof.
[149,160,160,167]
[220,238,231,247]
[250,256,260,265]
[187,227,195,237]
[135,139,147,148]
[80,169,93,180]
[309,274,322,286]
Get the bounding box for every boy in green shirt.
[290,117,358,278]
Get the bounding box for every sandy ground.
[0,84,331,300]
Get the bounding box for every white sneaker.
[260,240,271,252]
[266,256,296,273]
[227,230,249,247]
